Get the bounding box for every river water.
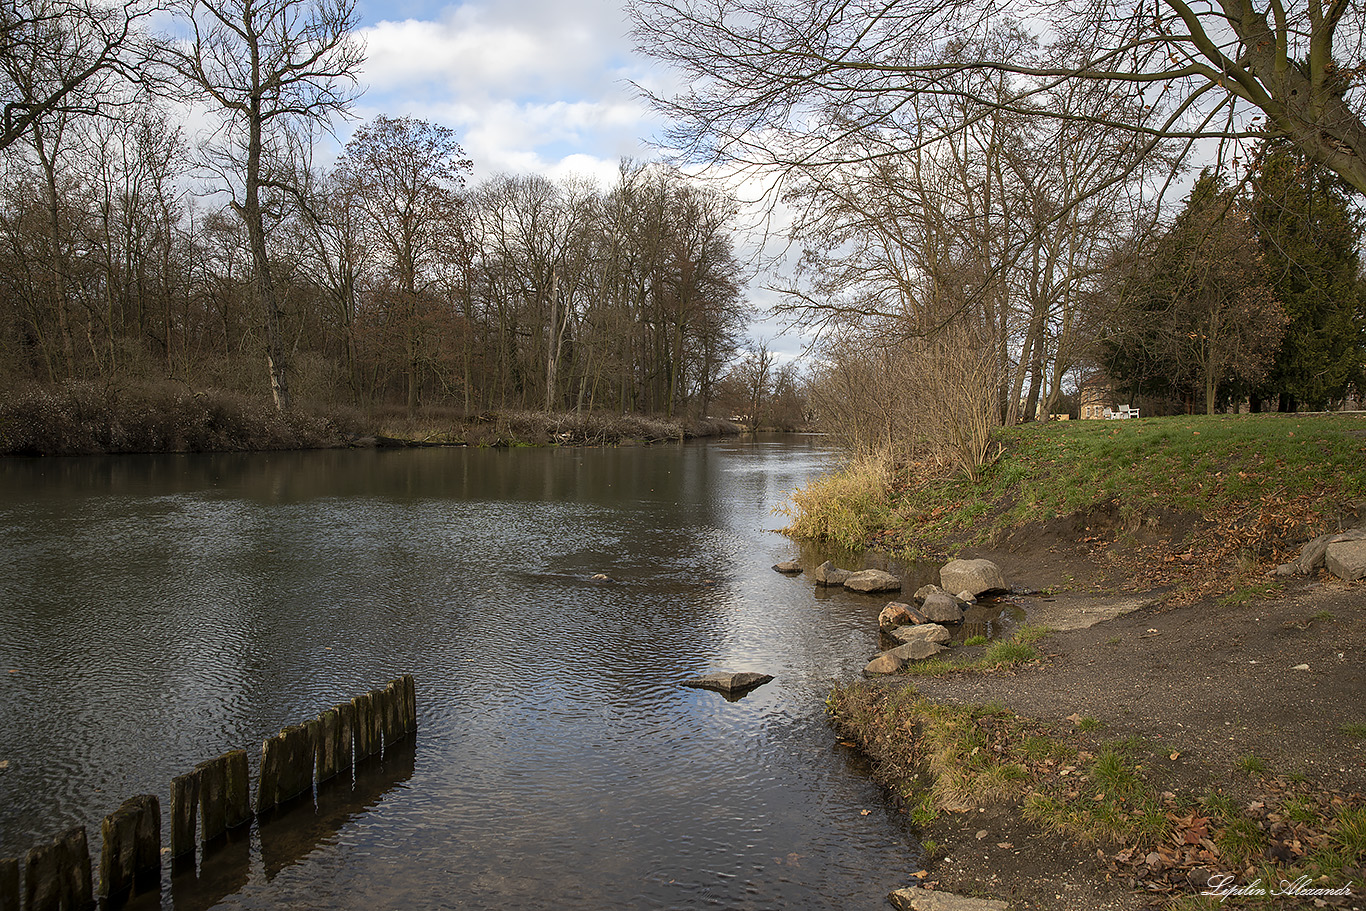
[0,436,933,909]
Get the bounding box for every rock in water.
[681,672,774,695]
[812,561,853,586]
[940,558,1009,596]
[772,559,803,574]
[912,583,952,603]
[921,592,964,624]
[844,569,901,593]
[879,601,928,631]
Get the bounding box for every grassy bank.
[782,413,1366,582]
[829,683,1366,908]
[0,382,741,456]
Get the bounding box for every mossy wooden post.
[334,701,355,775]
[315,709,339,783]
[23,839,60,911]
[224,749,250,828]
[369,688,388,753]
[99,795,159,901]
[257,732,286,814]
[0,856,17,911]
[277,723,315,804]
[57,826,92,909]
[25,826,91,911]
[351,693,374,759]
[196,755,228,843]
[170,771,200,859]
[402,674,417,733]
[382,681,403,748]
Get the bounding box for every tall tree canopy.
[631,0,1366,194]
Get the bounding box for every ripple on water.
[0,441,919,910]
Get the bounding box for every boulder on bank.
[772,559,803,574]
[813,561,853,586]
[888,624,950,646]
[940,558,1010,596]
[844,569,901,593]
[1295,526,1366,576]
[1326,538,1366,582]
[891,638,947,660]
[921,591,965,624]
[681,672,774,695]
[879,601,928,631]
[864,652,906,675]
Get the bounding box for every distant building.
[1078,372,1113,420]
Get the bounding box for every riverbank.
[797,416,1366,909]
[0,381,740,455]
[830,569,1365,910]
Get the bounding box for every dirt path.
[872,550,1366,910]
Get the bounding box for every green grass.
[897,626,1049,677]
[781,413,1366,557]
[962,634,988,646]
[1237,752,1268,775]
[1341,722,1366,740]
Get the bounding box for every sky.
[348,0,802,355]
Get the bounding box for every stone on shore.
[1296,526,1366,575]
[864,652,906,675]
[921,591,964,624]
[879,602,928,631]
[891,639,947,660]
[940,558,1009,596]
[681,672,774,695]
[888,888,1009,911]
[1326,538,1366,582]
[772,559,803,574]
[844,569,901,593]
[888,624,950,646]
[813,561,853,586]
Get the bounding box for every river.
[0,435,930,909]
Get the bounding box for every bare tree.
[0,0,157,151]
[632,0,1366,194]
[337,115,472,412]
[160,0,362,410]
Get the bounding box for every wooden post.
[351,693,374,759]
[100,799,135,900]
[0,857,17,911]
[25,826,92,911]
[23,840,61,911]
[224,749,250,828]
[277,723,315,803]
[197,755,228,843]
[57,826,92,909]
[315,709,339,783]
[170,771,200,859]
[257,733,285,814]
[334,701,354,776]
[381,682,403,748]
[368,689,387,753]
[402,674,417,733]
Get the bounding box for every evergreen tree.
[1248,144,1366,411]
[1104,170,1287,414]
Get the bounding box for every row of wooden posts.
[0,675,416,911]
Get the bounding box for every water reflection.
[0,437,925,910]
